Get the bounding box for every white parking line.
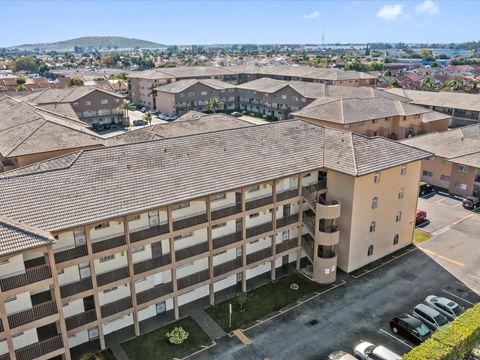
[468,273,480,282]
[442,289,475,306]
[378,328,413,349]
[456,281,468,288]
[431,226,450,236]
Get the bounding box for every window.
[398,188,404,200]
[4,295,17,303]
[301,98,306,103]
[440,175,450,181]
[393,234,399,245]
[371,197,378,209]
[175,201,190,210]
[458,165,469,173]
[201,91,208,96]
[422,171,433,177]
[344,124,350,129]
[103,286,118,294]
[132,246,145,254]
[228,88,234,93]
[100,99,109,104]
[396,211,402,222]
[211,193,226,202]
[373,172,381,183]
[114,99,120,103]
[94,222,109,230]
[401,166,407,176]
[304,173,311,178]
[281,95,287,100]
[372,119,377,124]
[368,245,374,256]
[135,277,146,283]
[403,116,407,121]
[148,211,159,226]
[212,222,226,230]
[73,102,79,106]
[359,121,365,127]
[99,255,115,262]
[84,101,91,106]
[248,184,260,192]
[187,92,195,97]
[369,221,376,233]
[292,96,298,101]
[385,117,390,122]
[174,232,193,241]
[249,213,260,219]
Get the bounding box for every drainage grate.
[306,319,319,326]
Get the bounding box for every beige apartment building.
[0,120,429,359]
[128,65,377,107]
[402,124,480,197]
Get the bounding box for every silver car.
[424,295,465,321]
[412,303,449,331]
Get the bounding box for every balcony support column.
[270,180,277,281]
[0,292,17,360]
[241,187,247,293]
[296,175,304,271]
[168,205,179,320]
[124,218,140,337]
[206,196,215,305]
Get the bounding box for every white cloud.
[302,10,320,19]
[376,4,403,21]
[415,0,439,15]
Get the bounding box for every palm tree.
[143,111,152,126]
[206,97,223,114]
[121,101,135,117]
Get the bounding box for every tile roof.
[155,79,235,93]
[18,86,124,104]
[0,120,430,232]
[0,215,54,257]
[127,66,237,80]
[422,110,453,123]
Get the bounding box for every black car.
[92,123,104,131]
[463,196,480,210]
[390,314,432,345]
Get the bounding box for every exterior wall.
[155,92,176,114]
[420,156,453,190]
[70,90,125,125]
[422,118,450,133]
[448,162,477,197]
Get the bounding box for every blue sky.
[1,0,478,46]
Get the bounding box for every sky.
[1,0,478,47]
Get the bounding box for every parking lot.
[189,193,480,360]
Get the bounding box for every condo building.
[0,120,429,359]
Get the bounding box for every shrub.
[166,326,189,345]
[403,303,480,360]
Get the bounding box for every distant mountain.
[11,36,166,51]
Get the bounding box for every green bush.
[166,326,189,345]
[402,303,480,360]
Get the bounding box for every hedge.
[403,303,480,360]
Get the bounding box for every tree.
[16,77,26,85]
[8,56,45,73]
[420,77,436,91]
[69,77,84,87]
[166,327,189,344]
[467,80,478,92]
[121,101,135,117]
[206,97,223,114]
[16,84,27,92]
[143,111,152,126]
[237,292,247,312]
[79,352,105,360]
[389,79,402,88]
[443,80,463,91]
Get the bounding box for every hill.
[12,36,166,51]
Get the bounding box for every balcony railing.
[276,237,299,254]
[177,269,210,290]
[303,212,316,235]
[301,234,314,261]
[172,213,208,231]
[211,203,242,221]
[213,257,243,277]
[60,277,93,298]
[175,242,209,262]
[0,353,9,360]
[100,296,133,318]
[276,214,299,229]
[96,266,130,287]
[65,309,97,331]
[54,245,88,263]
[212,231,243,249]
[0,264,52,292]
[91,234,126,253]
[276,188,299,202]
[136,282,173,305]
[245,195,273,211]
[8,301,57,329]
[130,224,169,243]
[15,335,63,360]
[246,247,272,265]
[319,225,339,234]
[303,179,327,194]
[246,221,273,239]
[133,253,171,275]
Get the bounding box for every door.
[151,242,163,258]
[283,204,291,217]
[236,219,242,232]
[156,301,166,314]
[74,231,86,246]
[79,263,91,279]
[88,327,99,340]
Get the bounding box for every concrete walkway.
[189,308,227,339]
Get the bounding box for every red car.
[416,210,427,225]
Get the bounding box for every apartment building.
[0,96,105,172]
[19,87,126,126]
[386,88,480,127]
[402,124,480,197]
[127,65,377,107]
[0,120,430,359]
[292,97,448,139]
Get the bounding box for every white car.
[354,341,401,360]
[424,295,464,321]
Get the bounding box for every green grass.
[206,272,331,331]
[100,349,116,360]
[413,229,433,245]
[120,317,210,360]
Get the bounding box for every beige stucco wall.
[422,118,450,133]
[420,156,452,190]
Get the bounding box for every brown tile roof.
[422,110,453,123]
[19,86,124,105]
[0,120,430,232]
[155,79,235,93]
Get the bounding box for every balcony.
[96,266,130,287]
[211,203,242,221]
[245,195,273,211]
[316,225,340,246]
[302,212,316,236]
[177,269,210,290]
[54,245,88,263]
[0,354,8,360]
[0,264,52,292]
[213,231,242,249]
[91,234,126,253]
[246,221,273,238]
[246,247,272,265]
[303,179,327,194]
[301,234,314,262]
[15,335,63,360]
[133,253,171,275]
[136,282,173,305]
[130,224,168,243]
[213,257,242,277]
[60,277,93,298]
[276,188,299,202]
[175,242,209,262]
[8,301,57,329]
[100,296,133,318]
[172,213,208,231]
[276,214,299,229]
[316,199,341,220]
[65,309,97,331]
[276,237,298,254]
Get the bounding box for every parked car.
[231,111,242,117]
[92,123,104,131]
[424,295,465,321]
[140,107,147,113]
[415,210,427,225]
[354,342,401,360]
[103,123,111,130]
[462,196,480,210]
[133,120,148,126]
[412,304,449,331]
[419,182,435,196]
[390,314,432,344]
[328,350,357,360]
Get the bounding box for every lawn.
[206,272,331,331]
[413,229,432,245]
[120,316,210,360]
